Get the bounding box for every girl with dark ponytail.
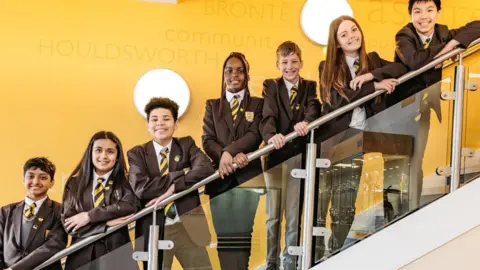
[202,52,265,270]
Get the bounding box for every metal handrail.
[442,40,480,69]
[35,37,480,270]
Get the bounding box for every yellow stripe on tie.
[232,96,239,121]
[290,88,297,110]
[94,193,105,207]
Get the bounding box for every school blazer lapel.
[169,139,183,172]
[24,198,52,249]
[83,182,94,211]
[234,97,247,133]
[406,23,425,50]
[145,141,161,176]
[12,202,24,248]
[430,32,443,48]
[222,98,235,135]
[277,78,293,120]
[346,63,354,83]
[293,78,307,118]
[104,176,115,205]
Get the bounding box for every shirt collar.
[153,139,173,157]
[346,55,359,69]
[24,195,48,209]
[283,78,299,91]
[93,169,113,184]
[225,89,245,103]
[417,30,434,45]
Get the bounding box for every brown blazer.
[202,94,264,196]
[128,137,214,247]
[61,177,137,270]
[318,52,408,141]
[391,21,480,105]
[260,77,321,169]
[0,197,67,270]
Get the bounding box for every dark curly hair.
[144,97,180,121]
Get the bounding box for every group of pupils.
[1,1,478,270]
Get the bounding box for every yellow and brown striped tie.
[94,177,106,208]
[159,148,169,177]
[231,95,240,121]
[354,58,360,75]
[24,202,36,220]
[290,86,297,110]
[424,38,431,49]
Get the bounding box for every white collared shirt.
[417,31,434,47]
[225,89,245,107]
[283,78,299,98]
[92,169,113,202]
[24,195,48,215]
[345,56,367,130]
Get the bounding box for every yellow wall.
[1,0,479,205]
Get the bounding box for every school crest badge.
[104,180,113,190]
[245,111,254,122]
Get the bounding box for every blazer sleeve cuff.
[263,133,275,144]
[456,37,471,48]
[363,81,376,95]
[86,223,107,236]
[371,70,384,81]
[88,208,103,224]
[70,223,107,238]
[174,175,186,193]
[223,145,239,157]
[304,114,318,123]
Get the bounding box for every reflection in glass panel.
[312,81,456,263]
[162,184,268,270]
[159,154,307,270]
[67,233,140,270]
[314,131,411,261]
